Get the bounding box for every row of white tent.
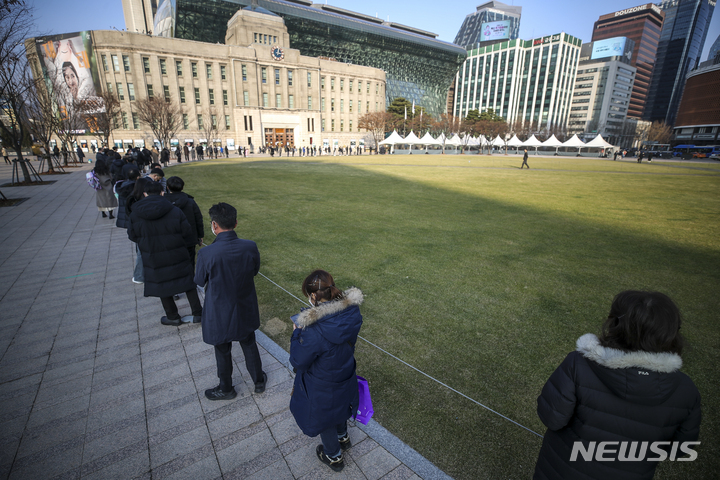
[379,130,615,152]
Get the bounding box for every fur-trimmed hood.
[295,287,363,345]
[576,333,684,406]
[576,333,682,373]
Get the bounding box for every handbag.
[355,375,374,425]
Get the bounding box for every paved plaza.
[0,160,451,480]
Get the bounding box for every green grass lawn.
[168,155,720,479]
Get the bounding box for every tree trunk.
[43,143,55,173]
[13,147,33,183]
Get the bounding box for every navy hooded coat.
[289,288,364,437]
[194,231,260,345]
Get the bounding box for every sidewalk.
[0,163,451,480]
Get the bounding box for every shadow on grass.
[177,159,720,480]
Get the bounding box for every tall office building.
[454,1,522,49]
[568,38,637,144]
[708,33,720,62]
[644,0,716,125]
[121,0,466,117]
[453,33,582,130]
[591,4,664,119]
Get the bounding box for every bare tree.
[646,121,673,144]
[0,1,40,183]
[135,97,184,149]
[200,106,223,154]
[21,68,62,173]
[358,111,395,154]
[82,90,121,148]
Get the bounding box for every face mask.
[211,223,216,236]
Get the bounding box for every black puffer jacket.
[165,192,204,245]
[534,334,701,480]
[115,180,135,229]
[127,195,195,298]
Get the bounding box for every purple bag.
[355,375,374,425]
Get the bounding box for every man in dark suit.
[195,202,266,400]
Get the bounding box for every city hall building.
[122,0,467,117]
[452,33,582,130]
[27,7,387,152]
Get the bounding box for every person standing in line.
[194,202,266,400]
[128,181,203,325]
[183,144,190,162]
[165,176,203,267]
[647,151,653,163]
[2,146,10,164]
[533,291,701,480]
[521,148,530,169]
[638,150,644,163]
[191,145,196,161]
[176,145,182,163]
[92,160,118,219]
[289,270,364,472]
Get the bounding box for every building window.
[331,119,335,131]
[263,93,268,107]
[106,82,112,93]
[242,65,248,81]
[288,70,293,86]
[223,90,228,106]
[128,83,135,101]
[349,100,352,113]
[209,89,215,105]
[221,65,227,80]
[142,57,150,74]
[340,79,344,91]
[164,85,170,102]
[289,94,294,109]
[340,99,344,112]
[195,87,200,104]
[376,83,379,94]
[176,60,183,76]
[191,62,197,78]
[331,98,335,112]
[116,83,124,100]
[349,120,352,132]
[366,101,370,112]
[112,55,120,72]
[358,80,362,93]
[254,33,258,43]
[331,78,335,90]
[275,68,280,85]
[211,114,217,128]
[147,84,153,99]
[262,68,267,84]
[121,112,128,129]
[183,114,189,129]
[206,64,212,79]
[340,120,344,132]
[276,94,281,108]
[308,96,312,110]
[367,83,370,94]
[132,112,139,129]
[123,55,130,72]
[244,91,250,106]
[101,55,108,71]
[179,86,185,103]
[321,97,325,111]
[308,72,312,87]
[322,119,325,132]
[159,58,167,75]
[321,77,325,90]
[197,114,203,129]
[225,115,230,130]
[349,80,353,92]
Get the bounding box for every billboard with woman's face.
[34,31,103,118]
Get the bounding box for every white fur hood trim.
[576,333,682,373]
[296,287,364,328]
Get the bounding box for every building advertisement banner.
[591,37,628,60]
[34,31,103,120]
[480,20,511,42]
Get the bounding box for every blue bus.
[672,145,720,159]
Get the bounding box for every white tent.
[521,134,543,155]
[403,131,423,145]
[541,134,563,155]
[561,134,587,156]
[419,132,441,145]
[507,135,523,147]
[446,134,462,146]
[492,135,505,147]
[467,136,481,146]
[585,134,614,148]
[379,130,404,145]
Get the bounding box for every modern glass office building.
[454,1,522,49]
[644,0,716,125]
[123,0,466,117]
[453,33,582,130]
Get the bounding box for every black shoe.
[205,385,237,401]
[316,445,344,472]
[160,316,182,326]
[339,433,351,451]
[192,315,202,324]
[109,212,114,219]
[101,211,107,217]
[254,372,268,393]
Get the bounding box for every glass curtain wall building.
[453,33,582,130]
[591,4,664,119]
[128,0,466,117]
[644,0,715,125]
[454,1,522,49]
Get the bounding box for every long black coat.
[115,180,135,229]
[194,231,260,345]
[127,195,196,298]
[165,192,204,245]
[534,334,701,480]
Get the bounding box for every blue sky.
[32,0,719,60]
